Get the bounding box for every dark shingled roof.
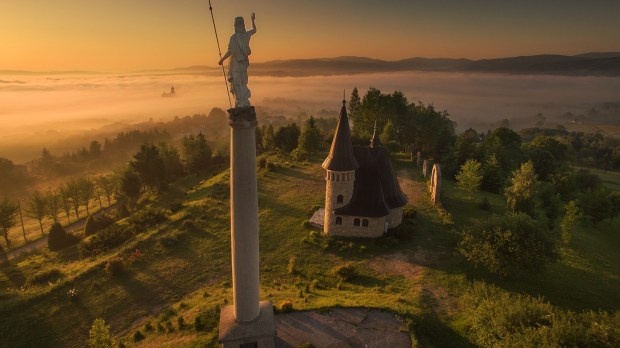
[322,101,359,171]
[334,145,408,217]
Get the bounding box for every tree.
[348,87,361,126]
[274,123,301,152]
[65,179,83,219]
[80,177,96,216]
[456,159,483,199]
[182,133,212,173]
[130,143,165,190]
[481,154,503,193]
[262,124,276,151]
[96,175,116,207]
[159,143,185,181]
[0,198,18,248]
[483,127,524,175]
[25,190,47,235]
[457,213,557,277]
[89,318,114,348]
[577,188,613,225]
[59,185,73,223]
[505,161,540,216]
[46,189,61,223]
[560,201,580,244]
[89,140,102,158]
[524,135,569,181]
[120,168,141,207]
[297,116,323,153]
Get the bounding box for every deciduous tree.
[25,190,47,235]
[0,198,18,248]
[456,159,483,199]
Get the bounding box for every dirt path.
[2,204,117,263]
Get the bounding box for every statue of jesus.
[218,12,256,108]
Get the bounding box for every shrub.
[266,162,276,172]
[169,201,183,213]
[104,257,125,276]
[287,255,297,275]
[143,322,153,332]
[457,213,557,277]
[177,316,186,330]
[180,219,195,231]
[158,234,179,248]
[48,222,79,251]
[478,197,491,211]
[333,263,357,281]
[194,305,220,331]
[278,299,293,313]
[26,268,64,286]
[132,330,145,342]
[116,204,130,219]
[127,208,168,230]
[403,205,417,219]
[84,214,114,236]
[81,224,135,257]
[89,318,114,348]
[258,157,267,169]
[302,220,312,229]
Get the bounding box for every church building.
[322,100,408,238]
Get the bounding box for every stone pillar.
[220,106,275,348]
[228,106,260,322]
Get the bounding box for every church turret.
[323,100,358,235]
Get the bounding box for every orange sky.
[1,0,618,72]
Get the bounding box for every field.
[0,153,618,347]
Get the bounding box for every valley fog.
[1,71,619,162]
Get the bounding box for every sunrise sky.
[1,0,618,72]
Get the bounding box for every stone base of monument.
[218,301,276,348]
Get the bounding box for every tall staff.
[208,0,233,109]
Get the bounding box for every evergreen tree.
[130,143,165,190]
[182,133,212,173]
[456,159,483,199]
[48,222,77,251]
[120,168,141,207]
[348,87,361,124]
[481,154,503,193]
[274,123,301,152]
[159,144,185,181]
[297,116,323,153]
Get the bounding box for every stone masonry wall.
[324,170,355,235]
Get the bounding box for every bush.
[26,268,64,286]
[132,330,145,342]
[258,157,267,169]
[461,282,620,347]
[104,257,125,276]
[287,255,297,275]
[177,316,186,330]
[278,299,293,313]
[478,197,491,211]
[403,205,417,219]
[81,224,135,257]
[457,213,558,277]
[333,263,357,281]
[84,214,115,236]
[180,219,195,231]
[169,201,183,213]
[194,305,220,331]
[127,208,168,230]
[266,162,276,172]
[48,222,79,251]
[89,318,114,348]
[158,234,179,248]
[116,204,130,219]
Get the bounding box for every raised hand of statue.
[251,12,255,21]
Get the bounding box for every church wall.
[327,215,386,238]
[387,207,404,228]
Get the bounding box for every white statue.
[218,13,257,108]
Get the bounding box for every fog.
[1,71,619,162]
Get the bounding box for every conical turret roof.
[322,100,359,171]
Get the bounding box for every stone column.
[228,106,260,322]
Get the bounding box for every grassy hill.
[1,153,618,347]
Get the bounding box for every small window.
[336,216,342,225]
[354,218,360,226]
[362,219,369,227]
[337,195,344,204]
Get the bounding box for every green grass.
[1,153,618,347]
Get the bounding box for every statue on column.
[218,12,256,108]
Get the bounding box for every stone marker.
[416,151,421,167]
[422,159,429,177]
[430,164,441,205]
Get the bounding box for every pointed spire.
[322,100,359,171]
[370,120,381,148]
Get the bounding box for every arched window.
[354,218,360,226]
[362,219,369,227]
[336,216,343,225]
[337,195,344,204]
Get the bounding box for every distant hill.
[169,52,620,77]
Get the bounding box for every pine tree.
[456,159,483,199]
